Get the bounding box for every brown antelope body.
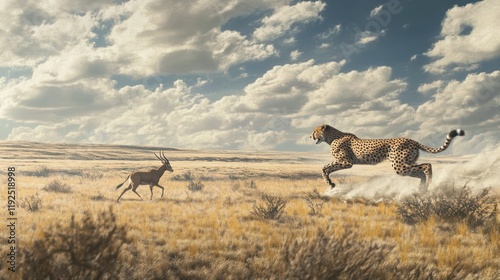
[116,151,173,202]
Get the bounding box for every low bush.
[22,207,129,279]
[187,180,204,192]
[43,180,72,193]
[27,166,51,177]
[263,228,465,280]
[268,229,394,279]
[90,192,106,201]
[398,186,497,229]
[251,193,287,220]
[20,193,43,212]
[304,189,329,216]
[172,171,195,181]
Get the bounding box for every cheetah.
[310,124,465,190]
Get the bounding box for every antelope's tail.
[418,129,465,154]
[116,175,130,189]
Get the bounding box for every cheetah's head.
[310,124,329,145]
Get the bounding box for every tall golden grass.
[0,142,498,279]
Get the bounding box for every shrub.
[397,193,434,225]
[398,186,497,229]
[28,166,51,177]
[247,180,257,189]
[263,228,464,280]
[20,193,43,212]
[22,207,129,279]
[90,192,106,201]
[82,172,104,180]
[304,189,329,216]
[187,180,204,192]
[172,171,195,181]
[43,180,72,193]
[268,229,395,279]
[251,194,287,220]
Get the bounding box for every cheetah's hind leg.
[393,163,432,192]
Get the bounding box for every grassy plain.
[0,141,499,279]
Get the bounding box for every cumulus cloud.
[369,5,384,18]
[355,30,386,45]
[424,0,500,74]
[105,0,285,76]
[290,50,302,61]
[0,0,100,68]
[0,0,287,76]
[415,71,500,154]
[4,58,416,151]
[1,0,498,155]
[5,81,290,150]
[417,80,444,95]
[253,1,326,41]
[316,24,342,40]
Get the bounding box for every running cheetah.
[310,125,465,190]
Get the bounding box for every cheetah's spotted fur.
[310,125,465,190]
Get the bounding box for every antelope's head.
[155,151,174,172]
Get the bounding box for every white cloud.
[417,80,443,95]
[319,43,330,49]
[105,0,284,76]
[240,60,325,114]
[296,65,413,139]
[3,59,416,150]
[0,0,286,77]
[290,50,302,61]
[0,0,99,68]
[355,30,386,45]
[316,24,342,40]
[415,71,500,153]
[253,1,326,41]
[4,56,497,153]
[424,0,500,74]
[1,0,498,154]
[369,5,384,18]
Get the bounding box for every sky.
[0,0,499,154]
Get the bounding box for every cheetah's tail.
[418,129,465,154]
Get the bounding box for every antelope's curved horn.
[161,151,169,162]
[154,152,163,162]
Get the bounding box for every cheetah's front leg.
[322,161,353,188]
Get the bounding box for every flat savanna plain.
[1,142,499,279]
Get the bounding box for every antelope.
[116,151,173,202]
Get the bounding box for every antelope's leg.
[117,184,132,202]
[132,184,143,200]
[155,184,165,197]
[148,183,157,200]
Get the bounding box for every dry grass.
[0,141,499,279]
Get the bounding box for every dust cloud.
[325,144,500,201]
